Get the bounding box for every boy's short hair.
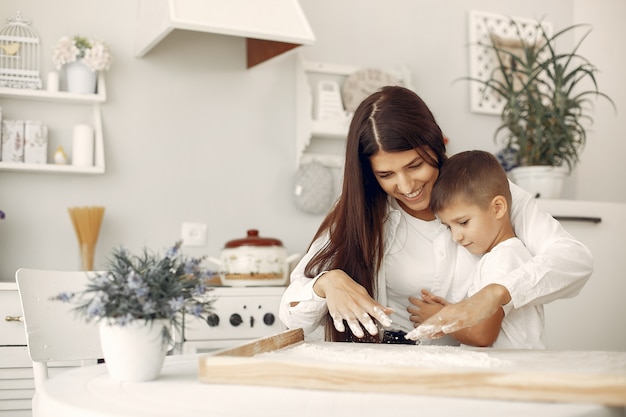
[430,150,511,214]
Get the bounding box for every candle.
[47,72,59,92]
[72,124,94,167]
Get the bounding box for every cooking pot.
[208,229,300,287]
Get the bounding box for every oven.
[180,286,285,354]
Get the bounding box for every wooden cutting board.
[199,328,626,406]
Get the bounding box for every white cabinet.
[0,73,106,174]
[537,200,626,351]
[0,283,33,416]
[295,56,412,169]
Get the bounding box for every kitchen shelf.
[310,118,351,139]
[0,160,104,174]
[0,74,106,175]
[295,57,413,168]
[0,80,106,103]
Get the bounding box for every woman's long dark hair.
[303,86,447,342]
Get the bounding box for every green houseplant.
[467,18,614,197]
[54,241,216,381]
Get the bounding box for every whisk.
[68,206,105,271]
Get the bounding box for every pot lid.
[224,229,283,248]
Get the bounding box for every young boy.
[418,150,545,348]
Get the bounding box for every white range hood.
[134,0,316,68]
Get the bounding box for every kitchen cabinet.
[537,199,626,351]
[0,282,33,417]
[0,73,106,174]
[295,56,412,169]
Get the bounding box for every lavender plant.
[53,241,215,334]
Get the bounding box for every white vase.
[509,165,569,199]
[99,319,170,382]
[65,60,97,94]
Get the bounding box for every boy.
[410,150,545,348]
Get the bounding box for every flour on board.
[259,342,511,369]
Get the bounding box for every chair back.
[15,268,103,392]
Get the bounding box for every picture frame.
[467,10,552,115]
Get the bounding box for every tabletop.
[36,354,622,417]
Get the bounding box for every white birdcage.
[0,11,42,89]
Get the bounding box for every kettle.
[208,229,300,287]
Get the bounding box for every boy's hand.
[405,284,510,341]
[407,289,450,327]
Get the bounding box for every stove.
[181,286,285,354]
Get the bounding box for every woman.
[279,86,591,345]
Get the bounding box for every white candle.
[47,72,59,92]
[72,124,94,167]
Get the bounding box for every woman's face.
[370,149,439,220]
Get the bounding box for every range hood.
[134,0,316,68]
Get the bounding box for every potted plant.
[52,35,112,94]
[466,18,614,198]
[54,241,216,382]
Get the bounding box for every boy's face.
[436,198,504,256]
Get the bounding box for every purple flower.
[191,283,207,296]
[168,296,184,312]
[185,302,205,317]
[165,241,182,259]
[0,210,5,220]
[51,292,75,302]
[142,300,157,314]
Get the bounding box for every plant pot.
[509,166,569,199]
[65,60,97,94]
[99,319,170,382]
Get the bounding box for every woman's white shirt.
[383,198,478,333]
[278,181,592,342]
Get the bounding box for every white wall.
[0,0,623,281]
[572,0,626,202]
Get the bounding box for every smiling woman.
[279,85,592,348]
[370,149,439,221]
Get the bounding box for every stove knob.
[263,312,275,326]
[205,313,220,327]
[229,313,243,327]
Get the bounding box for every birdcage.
[0,11,42,89]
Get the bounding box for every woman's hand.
[313,269,393,338]
[407,289,448,327]
[405,284,511,341]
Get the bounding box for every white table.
[36,354,623,417]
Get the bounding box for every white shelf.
[311,117,351,139]
[0,161,104,174]
[0,83,105,104]
[296,56,413,168]
[0,74,106,174]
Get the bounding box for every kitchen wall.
[0,0,623,281]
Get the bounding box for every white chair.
[15,268,104,412]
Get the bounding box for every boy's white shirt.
[468,237,545,349]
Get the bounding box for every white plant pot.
[65,60,97,94]
[509,165,569,199]
[99,319,170,382]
